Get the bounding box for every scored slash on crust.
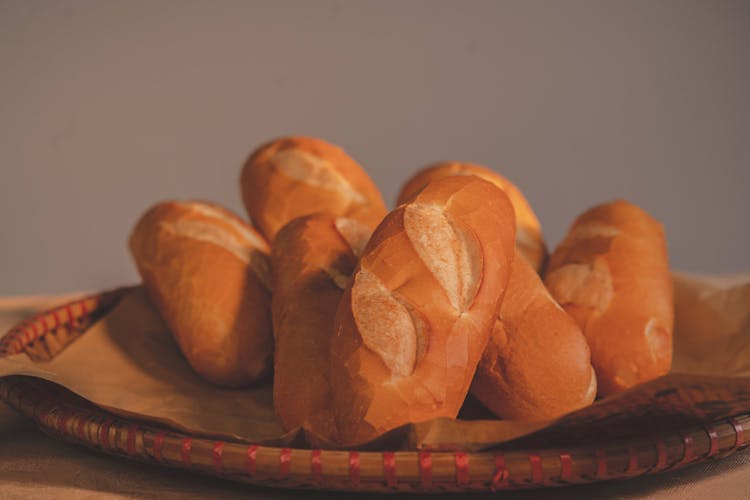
[403,203,482,313]
[352,268,422,378]
[273,149,367,204]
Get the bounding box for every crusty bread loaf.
[240,136,388,243]
[544,200,673,396]
[471,250,597,420]
[399,164,592,419]
[129,200,273,387]
[330,176,517,446]
[271,214,371,443]
[397,162,547,272]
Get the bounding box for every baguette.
[397,162,547,271]
[471,251,597,420]
[330,176,516,445]
[271,214,370,443]
[129,200,273,387]
[544,200,673,396]
[240,136,388,243]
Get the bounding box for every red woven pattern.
[349,451,360,486]
[153,432,166,461]
[492,453,510,490]
[213,441,225,472]
[0,294,108,355]
[76,416,88,440]
[100,418,113,449]
[279,448,292,477]
[454,452,469,485]
[704,426,719,457]
[679,434,694,465]
[127,427,138,456]
[0,289,131,356]
[65,305,76,324]
[181,437,193,466]
[57,410,71,434]
[559,452,572,482]
[246,445,258,475]
[730,418,745,451]
[310,449,322,483]
[529,453,543,483]
[383,452,396,487]
[2,374,750,493]
[3,290,750,493]
[51,309,61,329]
[419,452,432,488]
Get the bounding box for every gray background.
[1,0,748,295]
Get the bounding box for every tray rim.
[1,288,748,493]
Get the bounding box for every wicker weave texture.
[1,290,748,492]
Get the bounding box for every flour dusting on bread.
[351,268,420,377]
[403,203,481,312]
[273,149,366,203]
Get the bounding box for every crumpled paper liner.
[1,272,749,451]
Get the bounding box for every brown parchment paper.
[1,272,750,451]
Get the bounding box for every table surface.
[2,294,750,500]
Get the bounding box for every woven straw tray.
[1,289,748,493]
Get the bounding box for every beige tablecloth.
[2,294,749,500]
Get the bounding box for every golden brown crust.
[471,251,597,420]
[240,136,388,243]
[330,176,517,446]
[129,200,273,388]
[544,199,673,396]
[271,214,368,443]
[397,162,547,272]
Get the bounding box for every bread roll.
[330,176,517,445]
[397,162,547,272]
[400,165,592,418]
[271,214,370,442]
[129,200,273,387]
[471,251,597,420]
[240,136,388,243]
[544,200,673,396]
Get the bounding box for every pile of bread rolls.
[129,136,673,447]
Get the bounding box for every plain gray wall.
[1,0,748,295]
